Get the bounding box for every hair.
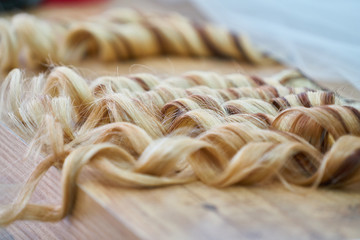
[0,9,360,226]
[0,8,272,72]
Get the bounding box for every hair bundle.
[0,9,359,226]
[0,8,273,72]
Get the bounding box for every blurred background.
[1,0,359,93]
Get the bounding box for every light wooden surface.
[1,1,360,240]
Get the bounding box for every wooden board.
[1,1,360,239]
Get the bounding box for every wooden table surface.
[1,1,360,240]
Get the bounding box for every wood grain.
[1,1,360,239]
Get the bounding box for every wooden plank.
[78,179,360,240]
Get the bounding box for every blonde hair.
[0,8,272,72]
[0,9,360,226]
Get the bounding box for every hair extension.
[1,66,360,226]
[1,67,324,140]
[1,120,360,225]
[1,9,360,226]
[0,9,273,71]
[63,13,270,64]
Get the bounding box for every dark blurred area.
[0,0,104,11]
[0,0,41,11]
